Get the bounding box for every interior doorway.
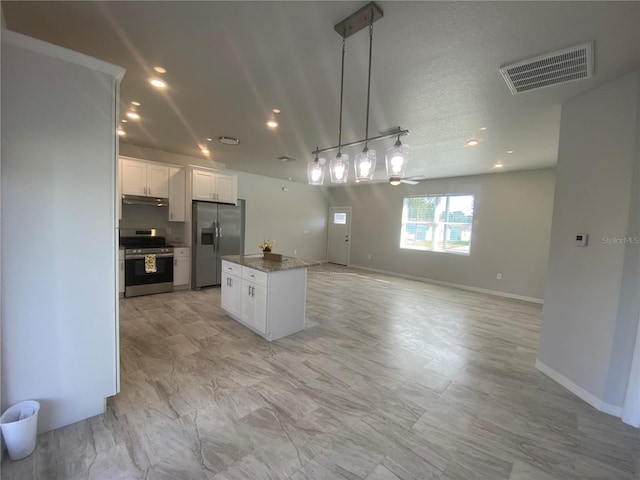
[327,207,352,265]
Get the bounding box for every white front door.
[327,207,352,265]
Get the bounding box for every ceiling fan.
[397,175,427,185]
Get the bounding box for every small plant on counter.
[259,239,275,253]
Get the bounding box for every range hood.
[122,194,169,207]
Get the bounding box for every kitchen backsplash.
[120,204,185,245]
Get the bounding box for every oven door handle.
[126,253,174,260]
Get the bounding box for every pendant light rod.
[337,34,346,155]
[363,18,374,149]
[312,128,409,155]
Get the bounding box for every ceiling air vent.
[499,42,594,95]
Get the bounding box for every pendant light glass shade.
[386,139,409,183]
[330,153,349,183]
[354,148,376,182]
[307,156,326,185]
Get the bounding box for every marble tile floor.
[3,264,639,479]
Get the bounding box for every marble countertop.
[222,254,320,272]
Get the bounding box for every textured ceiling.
[3,1,640,184]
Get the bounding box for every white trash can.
[0,400,40,460]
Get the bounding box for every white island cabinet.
[221,255,318,341]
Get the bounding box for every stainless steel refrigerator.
[192,200,245,289]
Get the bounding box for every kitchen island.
[220,254,319,341]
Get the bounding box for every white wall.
[328,169,556,301]
[119,143,225,170]
[538,70,640,415]
[1,31,123,432]
[235,172,328,260]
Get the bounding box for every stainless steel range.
[120,228,174,297]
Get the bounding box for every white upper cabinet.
[192,169,217,201]
[120,158,169,198]
[146,163,169,197]
[120,158,146,196]
[191,168,237,204]
[168,167,186,222]
[216,173,237,204]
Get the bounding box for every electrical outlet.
[293,250,297,255]
[367,254,372,260]
[496,273,502,280]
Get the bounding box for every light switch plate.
[575,233,588,246]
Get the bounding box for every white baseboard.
[535,359,622,417]
[347,264,544,304]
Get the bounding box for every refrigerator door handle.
[217,221,222,252]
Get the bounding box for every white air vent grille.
[500,42,594,94]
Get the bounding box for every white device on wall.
[575,233,588,246]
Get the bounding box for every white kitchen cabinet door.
[241,280,267,334]
[121,158,146,196]
[146,164,169,198]
[168,167,186,222]
[173,257,190,286]
[173,247,190,287]
[192,169,217,201]
[221,271,242,318]
[216,174,237,205]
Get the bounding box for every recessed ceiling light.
[201,148,210,155]
[131,101,141,106]
[272,108,281,114]
[149,78,167,89]
[126,111,140,120]
[218,136,240,145]
[479,127,487,131]
[117,128,126,136]
[206,138,213,142]
[466,138,479,146]
[507,150,514,154]
[494,162,504,168]
[266,119,279,128]
[121,119,128,123]
[277,156,296,162]
[153,66,167,74]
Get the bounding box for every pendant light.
[354,15,376,182]
[386,134,409,185]
[329,35,349,184]
[309,2,410,186]
[307,150,326,185]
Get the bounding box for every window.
[400,194,474,255]
[333,212,347,224]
